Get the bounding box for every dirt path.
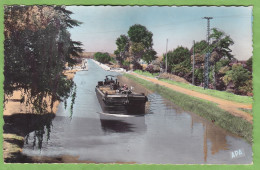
[130,72,253,124]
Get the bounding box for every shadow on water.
[4,113,55,163]
[100,119,134,133]
[4,113,54,137]
[99,113,147,133]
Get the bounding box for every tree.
[128,24,153,49]
[4,5,83,113]
[163,46,191,76]
[142,49,157,64]
[129,42,146,61]
[128,24,157,64]
[191,40,208,54]
[114,24,157,66]
[190,40,208,66]
[209,28,234,61]
[67,41,84,66]
[190,40,208,85]
[209,28,234,89]
[211,58,231,90]
[114,34,129,63]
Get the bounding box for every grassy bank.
[124,74,252,143]
[134,70,253,104]
[239,108,253,116]
[134,70,159,77]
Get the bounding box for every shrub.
[94,52,113,64]
[132,61,143,70]
[145,65,154,73]
[239,80,253,96]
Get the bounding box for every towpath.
[130,72,253,124]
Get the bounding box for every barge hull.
[95,88,146,115]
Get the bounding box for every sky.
[67,6,253,60]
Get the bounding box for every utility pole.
[192,40,195,85]
[165,39,168,73]
[203,17,213,89]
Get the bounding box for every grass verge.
[134,70,159,78]
[239,108,253,115]
[133,70,253,104]
[124,74,252,143]
[160,78,252,104]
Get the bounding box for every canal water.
[22,59,252,164]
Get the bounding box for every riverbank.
[130,72,252,123]
[134,70,253,104]
[91,59,126,73]
[124,74,252,143]
[3,64,83,162]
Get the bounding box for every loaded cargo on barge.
[95,75,148,115]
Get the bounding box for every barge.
[95,75,148,115]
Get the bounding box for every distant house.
[138,59,147,65]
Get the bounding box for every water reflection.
[24,122,52,150]
[4,113,54,152]
[189,113,230,162]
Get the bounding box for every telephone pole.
[192,40,195,85]
[203,17,213,89]
[165,39,168,73]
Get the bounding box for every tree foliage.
[189,29,235,88]
[191,40,208,54]
[163,46,191,75]
[246,57,252,72]
[223,64,250,89]
[128,24,153,49]
[4,5,83,113]
[114,34,129,63]
[209,28,234,62]
[94,52,114,64]
[142,49,157,64]
[114,24,157,65]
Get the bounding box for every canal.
[21,59,252,164]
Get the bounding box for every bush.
[132,61,143,70]
[224,64,250,89]
[194,68,204,85]
[145,65,154,73]
[239,80,253,96]
[94,52,113,64]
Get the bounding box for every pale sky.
[67,6,253,60]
